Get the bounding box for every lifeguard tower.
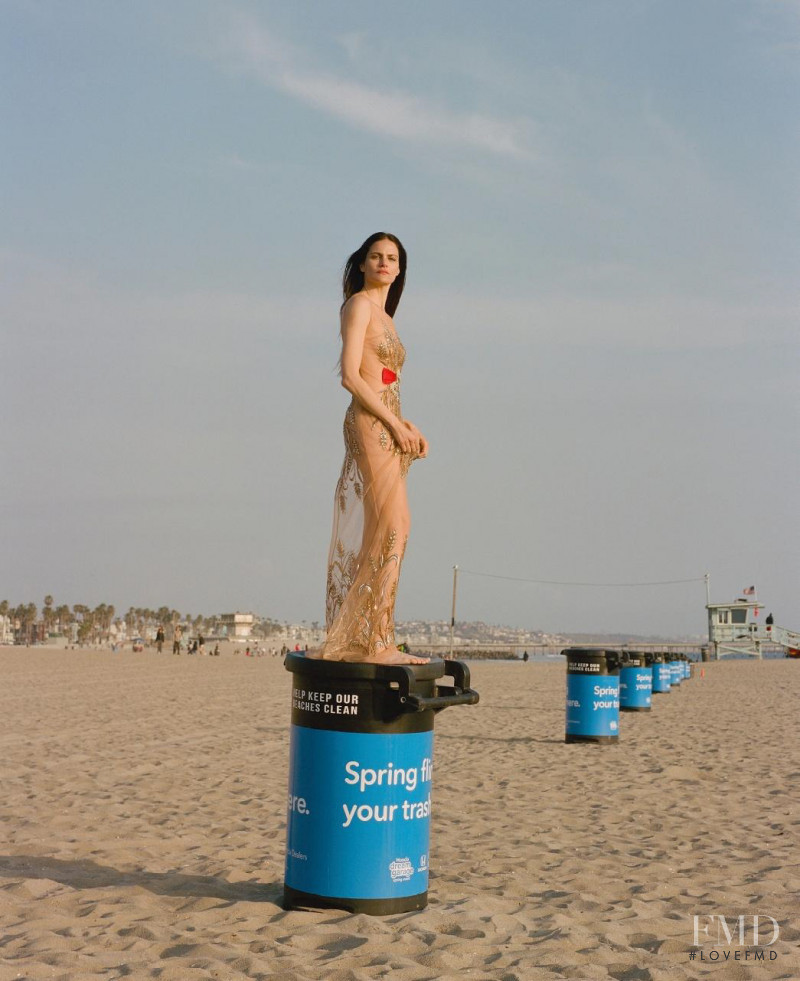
[706,596,800,659]
[706,599,764,659]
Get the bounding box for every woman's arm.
[340,296,425,457]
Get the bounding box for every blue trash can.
[619,651,652,712]
[683,656,693,680]
[562,648,621,743]
[283,653,479,914]
[651,653,671,694]
[669,658,682,686]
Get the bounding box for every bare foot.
[370,647,429,665]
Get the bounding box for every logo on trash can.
[389,857,414,883]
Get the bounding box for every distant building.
[0,615,13,644]
[218,613,255,639]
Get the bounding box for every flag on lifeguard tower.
[743,585,756,595]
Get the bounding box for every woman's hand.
[408,421,429,459]
[391,419,429,459]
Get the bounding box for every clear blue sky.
[3,0,798,635]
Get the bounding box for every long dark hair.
[342,232,407,317]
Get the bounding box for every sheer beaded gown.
[317,303,416,661]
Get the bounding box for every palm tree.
[73,605,91,646]
[43,595,55,637]
[77,617,93,644]
[55,604,73,637]
[92,604,115,644]
[14,603,38,644]
[92,604,105,643]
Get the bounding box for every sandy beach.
[1,649,797,981]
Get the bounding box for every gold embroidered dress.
[319,312,415,660]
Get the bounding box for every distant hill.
[395,619,703,647]
[566,631,705,645]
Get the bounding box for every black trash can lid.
[285,651,446,683]
[620,650,646,663]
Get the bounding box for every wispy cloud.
[216,152,263,174]
[222,13,536,159]
[335,31,366,63]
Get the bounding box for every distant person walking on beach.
[172,624,182,655]
[155,626,165,654]
[309,233,428,665]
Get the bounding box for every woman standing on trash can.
[311,232,428,665]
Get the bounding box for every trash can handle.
[396,659,480,713]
